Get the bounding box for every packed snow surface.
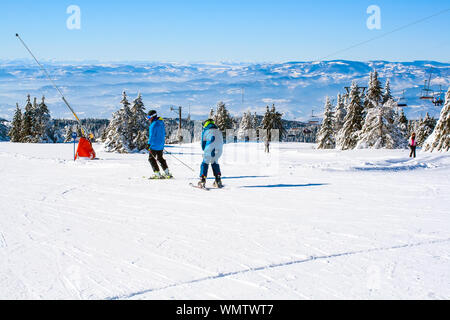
[0,142,449,300]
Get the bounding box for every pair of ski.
[189,182,224,191]
[144,175,174,180]
[144,176,224,190]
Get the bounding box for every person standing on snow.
[198,119,224,188]
[147,110,172,179]
[409,132,417,158]
[265,134,270,153]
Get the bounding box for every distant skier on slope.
[265,134,270,153]
[147,110,172,179]
[198,119,224,188]
[409,132,417,158]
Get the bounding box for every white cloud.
[261,98,290,104]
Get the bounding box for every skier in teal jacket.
[198,119,223,188]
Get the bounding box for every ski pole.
[164,150,196,172]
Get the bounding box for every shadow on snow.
[240,183,329,188]
[207,176,270,180]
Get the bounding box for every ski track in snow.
[1,142,450,299]
[0,232,7,248]
[106,238,450,300]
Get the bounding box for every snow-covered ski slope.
[0,142,449,300]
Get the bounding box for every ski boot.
[163,168,173,179]
[198,176,207,189]
[213,175,224,189]
[150,171,163,180]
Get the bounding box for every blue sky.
[1,0,449,62]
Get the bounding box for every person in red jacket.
[409,132,417,158]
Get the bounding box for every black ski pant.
[149,150,168,173]
[409,146,416,158]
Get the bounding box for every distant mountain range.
[0,60,448,121]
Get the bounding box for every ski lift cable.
[15,33,88,136]
[319,8,450,61]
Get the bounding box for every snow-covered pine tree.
[408,118,418,138]
[208,107,215,119]
[121,91,133,145]
[21,95,34,142]
[271,105,286,141]
[261,105,286,142]
[397,108,409,138]
[253,112,259,129]
[104,91,133,153]
[382,79,393,104]
[357,99,407,149]
[76,125,83,139]
[423,87,450,152]
[100,125,108,142]
[8,103,23,142]
[261,106,272,148]
[129,92,148,151]
[30,97,39,141]
[237,111,254,141]
[317,97,336,149]
[64,125,74,143]
[364,70,383,111]
[261,106,271,130]
[214,102,233,134]
[415,113,436,147]
[334,93,347,132]
[336,81,365,150]
[34,96,52,142]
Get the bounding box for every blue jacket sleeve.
[148,123,153,146]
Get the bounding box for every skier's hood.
[150,117,164,124]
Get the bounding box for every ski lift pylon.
[420,69,435,100]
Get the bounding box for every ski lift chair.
[420,90,434,100]
[420,78,434,100]
[397,90,408,107]
[432,86,445,106]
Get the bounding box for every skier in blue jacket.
[147,110,172,179]
[198,119,224,188]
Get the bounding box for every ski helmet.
[147,110,157,120]
[203,119,215,128]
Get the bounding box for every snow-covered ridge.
[0,60,448,121]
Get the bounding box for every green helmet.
[203,119,215,128]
